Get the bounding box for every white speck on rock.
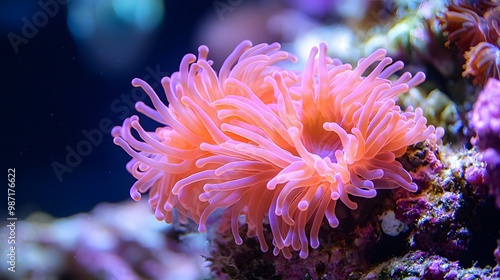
[379,210,408,237]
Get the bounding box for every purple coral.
[363,250,498,279]
[465,164,487,186]
[471,78,500,163]
[470,78,500,208]
[408,191,471,260]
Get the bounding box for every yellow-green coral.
[399,87,460,142]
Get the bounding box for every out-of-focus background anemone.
[1,0,500,279]
[439,1,500,85]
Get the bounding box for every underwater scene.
[2,0,500,279]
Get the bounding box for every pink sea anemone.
[112,41,444,259]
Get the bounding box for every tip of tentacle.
[111,126,121,138]
[130,189,142,201]
[131,78,145,86]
